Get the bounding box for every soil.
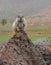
[0,30,51,65]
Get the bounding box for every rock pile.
[33,38,50,45]
[0,30,49,65]
[34,44,51,65]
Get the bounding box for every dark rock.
[0,59,5,65]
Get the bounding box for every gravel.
[0,30,50,65]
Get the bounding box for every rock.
[33,38,50,45]
[0,59,5,65]
[0,30,47,65]
[33,43,51,65]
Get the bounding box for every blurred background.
[0,0,51,42]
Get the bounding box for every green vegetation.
[0,34,51,42]
[0,22,51,42]
[0,34,12,42]
[1,19,7,26]
[28,34,51,41]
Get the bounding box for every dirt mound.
[0,30,47,65]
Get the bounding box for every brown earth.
[0,30,51,65]
[0,31,51,34]
[0,30,47,65]
[45,45,51,52]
